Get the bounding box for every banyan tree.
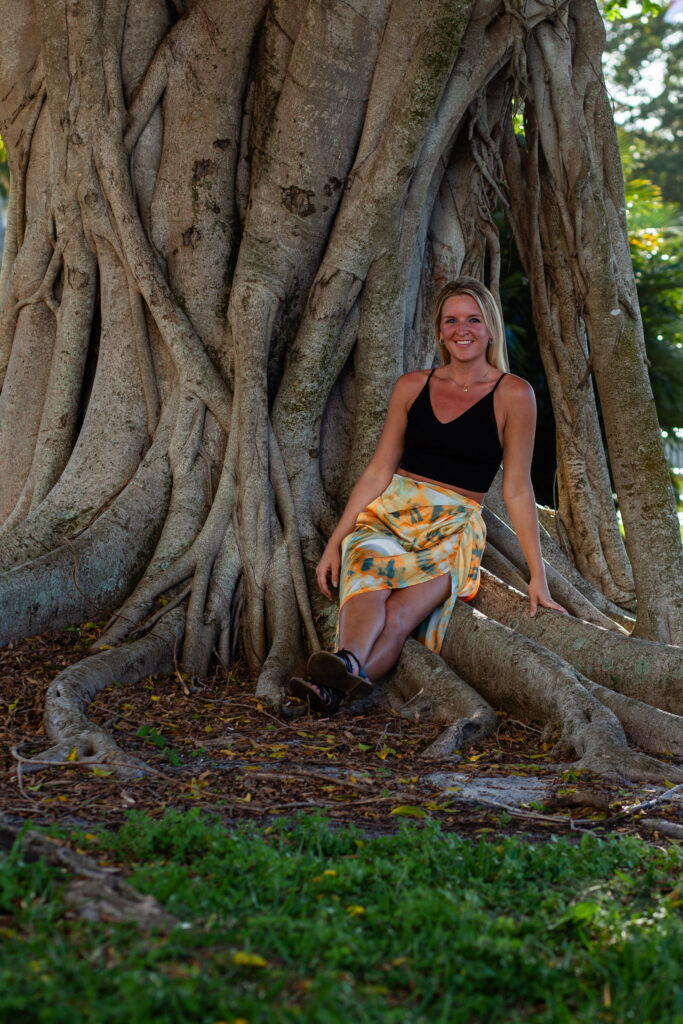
[1,0,682,781]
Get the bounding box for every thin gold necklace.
[449,374,493,394]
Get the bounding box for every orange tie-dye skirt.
[339,473,486,653]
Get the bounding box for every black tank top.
[399,368,505,493]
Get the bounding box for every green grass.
[2,810,682,1024]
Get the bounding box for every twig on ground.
[10,745,172,780]
[602,782,683,826]
[398,688,425,711]
[435,790,593,831]
[242,768,376,791]
[223,700,293,730]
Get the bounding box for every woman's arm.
[316,373,422,599]
[499,377,567,616]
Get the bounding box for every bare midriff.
[397,468,485,505]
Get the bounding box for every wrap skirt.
[339,473,486,653]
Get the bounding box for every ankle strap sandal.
[288,677,343,715]
[306,649,373,698]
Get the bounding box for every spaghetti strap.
[490,372,506,393]
[420,366,437,394]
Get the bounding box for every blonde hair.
[433,278,509,372]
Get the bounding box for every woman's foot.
[306,649,373,698]
[288,677,343,715]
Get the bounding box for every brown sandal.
[306,649,373,698]
[288,677,343,715]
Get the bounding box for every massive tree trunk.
[1,0,681,781]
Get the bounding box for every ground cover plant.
[1,810,682,1024]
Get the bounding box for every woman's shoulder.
[396,368,432,386]
[392,369,431,400]
[498,371,535,400]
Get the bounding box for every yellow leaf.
[346,905,365,917]
[323,869,337,877]
[390,805,426,818]
[67,747,78,762]
[233,951,267,967]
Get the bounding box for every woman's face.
[439,294,490,364]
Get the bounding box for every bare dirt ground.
[2,623,681,843]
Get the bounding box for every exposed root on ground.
[382,638,497,759]
[441,601,683,784]
[472,571,683,714]
[22,607,186,780]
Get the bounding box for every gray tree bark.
[0,0,680,781]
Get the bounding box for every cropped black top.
[399,369,505,493]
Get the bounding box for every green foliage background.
[501,3,683,506]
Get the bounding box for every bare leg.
[338,588,392,665]
[340,574,451,681]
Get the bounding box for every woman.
[290,277,565,714]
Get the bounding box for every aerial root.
[481,543,529,594]
[385,638,497,760]
[578,675,683,757]
[97,394,221,648]
[28,607,186,780]
[443,600,682,784]
[472,570,683,714]
[269,426,320,653]
[0,433,172,646]
[13,237,64,315]
[255,541,308,706]
[482,508,626,631]
[575,739,683,786]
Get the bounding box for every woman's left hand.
[528,577,568,617]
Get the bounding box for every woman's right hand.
[316,539,341,600]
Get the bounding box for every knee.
[383,600,412,643]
